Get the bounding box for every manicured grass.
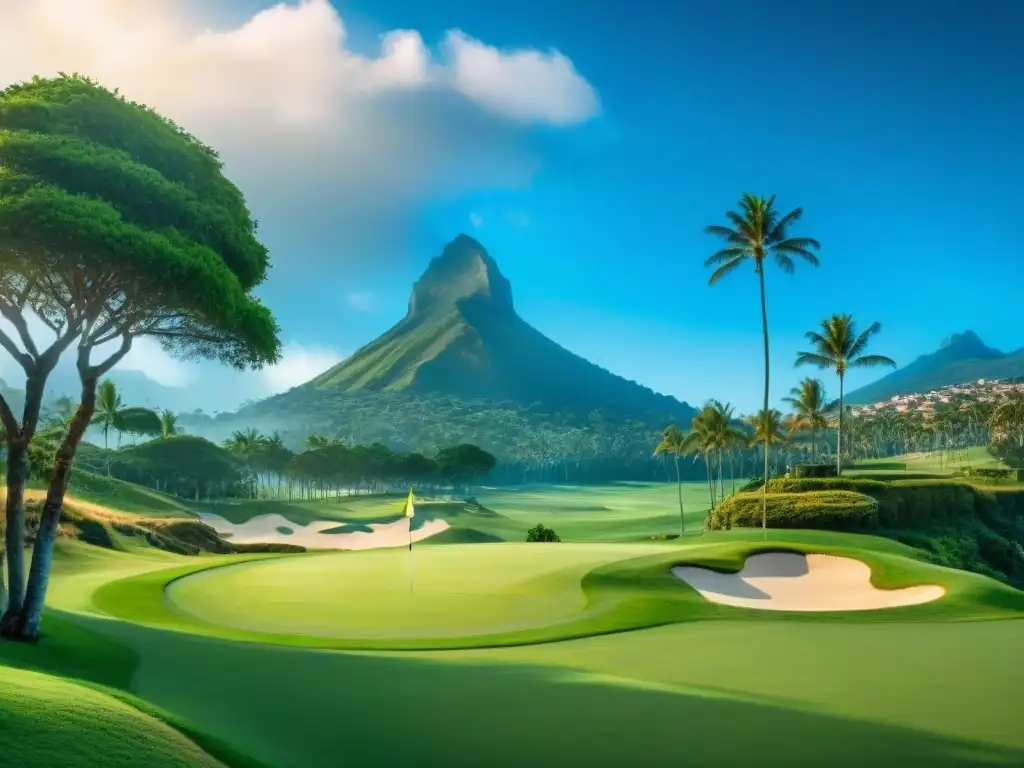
[852,446,1009,476]
[0,666,226,768]
[165,543,676,639]
[10,481,1024,767]
[95,614,1024,768]
[93,531,1024,651]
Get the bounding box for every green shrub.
[738,477,764,493]
[526,524,561,542]
[708,491,878,531]
[792,463,837,479]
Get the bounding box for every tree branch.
[0,390,20,440]
[82,333,134,379]
[0,326,32,372]
[0,295,39,358]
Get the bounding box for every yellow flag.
[404,487,415,519]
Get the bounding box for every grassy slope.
[1,666,225,768]
[9,483,1024,767]
[24,468,197,518]
[55,533,1024,768]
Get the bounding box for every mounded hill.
[192,236,698,481]
[847,331,1024,404]
[304,234,689,417]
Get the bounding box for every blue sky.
[294,0,1024,411]
[3,0,1023,412]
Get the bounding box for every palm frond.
[704,246,748,267]
[795,351,835,368]
[850,354,897,368]
[709,257,746,285]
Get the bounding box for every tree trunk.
[1,369,47,635]
[1,441,29,632]
[837,375,845,476]
[705,454,716,511]
[757,264,770,538]
[811,426,817,463]
[674,455,684,535]
[10,375,98,642]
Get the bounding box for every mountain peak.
[408,235,514,317]
[939,330,988,354]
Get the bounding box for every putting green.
[166,543,675,638]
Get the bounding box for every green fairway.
[852,446,1011,477]
[4,482,1024,767]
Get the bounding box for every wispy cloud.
[262,343,345,393]
[469,212,484,228]
[345,291,375,312]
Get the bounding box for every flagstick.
[408,515,414,593]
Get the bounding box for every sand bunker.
[198,512,449,550]
[672,552,945,612]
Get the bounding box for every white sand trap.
[198,512,450,550]
[672,552,945,612]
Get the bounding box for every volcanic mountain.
[846,331,1024,404]
[302,234,692,419]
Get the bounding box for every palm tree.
[746,408,787,535]
[783,378,833,463]
[305,434,338,450]
[706,400,746,501]
[160,410,180,439]
[795,314,896,474]
[224,428,269,498]
[91,380,161,475]
[654,425,689,535]
[679,406,727,529]
[705,194,820,524]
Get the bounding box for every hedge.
[708,491,879,532]
[765,477,1024,532]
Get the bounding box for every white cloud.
[261,342,344,393]
[469,212,484,228]
[444,30,600,125]
[114,338,193,387]
[345,291,375,312]
[0,0,599,412]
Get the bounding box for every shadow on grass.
[94,619,1024,768]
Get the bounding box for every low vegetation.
[709,476,1024,586]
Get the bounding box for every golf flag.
[404,487,415,591]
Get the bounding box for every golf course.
[2,474,1024,767]
[2,38,1024,767]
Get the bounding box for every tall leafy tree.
[783,378,833,462]
[654,425,690,535]
[795,314,896,474]
[706,400,745,500]
[0,75,279,640]
[91,380,161,473]
[679,406,720,520]
[705,194,820,525]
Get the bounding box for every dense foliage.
[708,491,879,531]
[0,74,280,640]
[526,524,561,542]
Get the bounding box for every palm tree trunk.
[674,455,684,535]
[837,375,845,475]
[104,425,110,476]
[811,426,817,462]
[757,264,770,538]
[705,454,715,512]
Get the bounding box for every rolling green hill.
[847,331,1024,404]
